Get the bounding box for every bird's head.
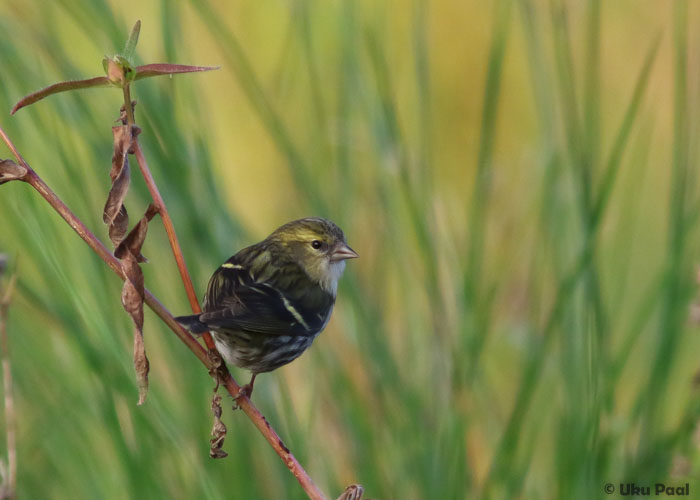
[268,217,358,294]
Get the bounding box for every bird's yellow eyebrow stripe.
[221,263,243,269]
[281,295,310,330]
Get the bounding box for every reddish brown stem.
[132,143,208,319]
[0,126,327,500]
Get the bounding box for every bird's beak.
[330,242,359,262]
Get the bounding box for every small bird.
[176,217,357,397]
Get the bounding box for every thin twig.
[122,86,136,125]
[0,267,17,500]
[132,143,210,330]
[0,125,327,500]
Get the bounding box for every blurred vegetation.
[1,0,700,499]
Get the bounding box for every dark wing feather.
[201,283,307,335]
[200,250,333,337]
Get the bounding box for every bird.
[176,217,357,398]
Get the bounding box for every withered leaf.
[115,204,158,263]
[108,205,129,248]
[133,329,149,405]
[0,159,28,185]
[336,485,364,500]
[11,76,111,115]
[121,249,149,405]
[108,126,133,181]
[103,125,132,231]
[209,394,228,459]
[117,204,157,405]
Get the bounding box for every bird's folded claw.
[231,384,252,410]
[232,374,256,409]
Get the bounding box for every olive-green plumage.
[176,217,357,394]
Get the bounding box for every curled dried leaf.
[207,349,224,385]
[209,394,228,459]
[11,76,110,115]
[117,204,157,405]
[108,205,129,248]
[103,126,133,246]
[132,304,149,406]
[121,249,149,405]
[108,126,133,182]
[118,104,140,127]
[336,485,364,500]
[0,160,28,185]
[115,204,158,262]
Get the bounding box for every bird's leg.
[238,373,257,398]
[246,373,257,396]
[232,373,257,409]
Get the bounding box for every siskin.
[176,217,357,396]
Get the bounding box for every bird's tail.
[175,314,209,334]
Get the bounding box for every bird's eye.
[311,240,323,250]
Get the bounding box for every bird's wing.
[200,254,330,336]
[202,282,311,335]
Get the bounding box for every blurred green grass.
[1,0,700,499]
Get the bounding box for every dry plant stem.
[0,129,327,500]
[132,144,209,321]
[122,86,136,126]
[0,276,17,500]
[122,91,213,350]
[27,168,208,360]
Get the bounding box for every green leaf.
[123,20,141,61]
